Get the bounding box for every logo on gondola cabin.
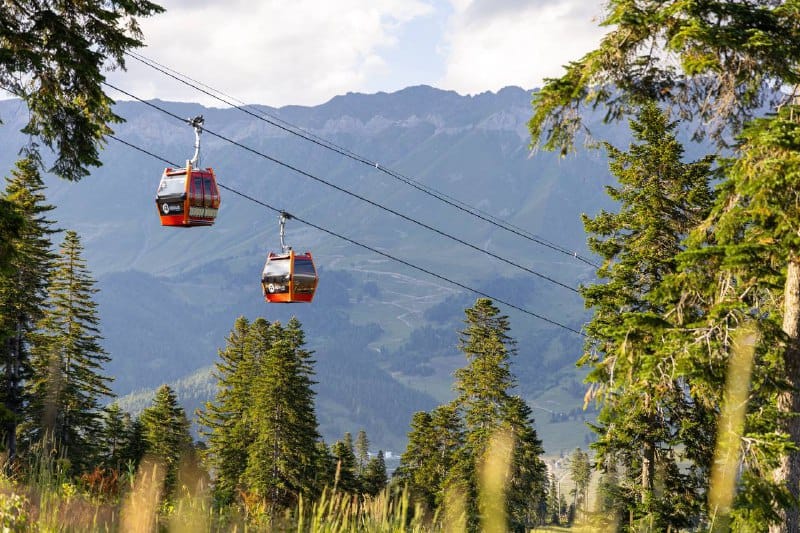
[161,203,170,215]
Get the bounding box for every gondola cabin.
[261,250,318,303]
[155,162,221,227]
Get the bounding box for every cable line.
[104,81,580,294]
[124,51,600,268]
[107,133,585,336]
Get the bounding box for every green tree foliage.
[0,0,164,181]
[568,448,591,521]
[0,200,22,276]
[529,2,800,530]
[199,316,322,515]
[528,0,800,154]
[395,406,464,513]
[362,450,388,497]
[330,432,358,495]
[396,299,546,531]
[666,105,800,530]
[97,402,145,475]
[452,298,546,531]
[139,384,194,499]
[197,316,256,507]
[25,230,112,474]
[579,103,715,528]
[244,317,321,511]
[355,429,369,478]
[0,157,55,462]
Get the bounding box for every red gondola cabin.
[155,162,221,227]
[261,250,318,303]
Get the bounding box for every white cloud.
[104,0,607,107]
[438,0,606,94]
[107,0,434,107]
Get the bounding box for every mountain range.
[0,85,620,454]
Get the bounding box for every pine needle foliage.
[25,230,112,475]
[0,157,56,462]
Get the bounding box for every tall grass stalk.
[708,324,758,531]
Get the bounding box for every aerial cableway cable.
[124,51,600,269]
[107,133,585,336]
[103,81,581,295]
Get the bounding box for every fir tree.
[0,157,56,462]
[1,0,164,182]
[568,448,591,522]
[355,429,369,479]
[243,317,321,511]
[330,432,358,494]
[502,395,548,531]
[139,384,194,499]
[451,298,546,531]
[579,102,714,528]
[25,230,112,473]
[362,450,388,496]
[197,316,258,507]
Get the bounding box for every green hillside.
[0,86,612,453]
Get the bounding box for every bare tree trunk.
[773,258,800,533]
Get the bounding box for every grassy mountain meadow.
[0,86,615,454]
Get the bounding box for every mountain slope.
[0,86,613,452]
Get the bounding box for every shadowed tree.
[0,0,163,181]
[25,230,112,473]
[0,157,55,463]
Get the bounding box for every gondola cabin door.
[262,250,318,303]
[156,163,221,227]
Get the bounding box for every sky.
[106,0,607,108]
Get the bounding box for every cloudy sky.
[107,0,606,108]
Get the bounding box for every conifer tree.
[197,316,258,506]
[502,395,548,531]
[243,317,321,510]
[568,448,591,522]
[451,298,546,531]
[546,474,560,525]
[25,230,112,473]
[1,0,164,182]
[355,429,369,479]
[0,157,56,462]
[362,450,388,496]
[330,432,358,494]
[579,102,714,528]
[528,9,800,526]
[139,385,194,499]
[98,402,130,472]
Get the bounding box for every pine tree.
[97,403,129,472]
[568,448,591,522]
[362,450,388,496]
[0,157,56,463]
[1,0,164,182]
[546,474,560,525]
[139,384,194,499]
[502,396,548,531]
[24,230,112,473]
[330,432,358,495]
[578,102,715,528]
[529,9,800,526]
[197,316,258,507]
[355,429,369,479]
[243,317,321,511]
[451,298,546,531]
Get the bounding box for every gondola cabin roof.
[261,250,318,303]
[155,163,220,227]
